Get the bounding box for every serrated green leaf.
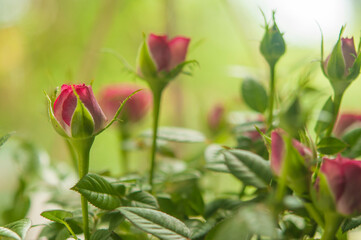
[223,149,272,188]
[241,78,268,113]
[90,229,113,240]
[204,144,229,173]
[342,216,361,233]
[41,210,77,239]
[142,127,205,143]
[0,218,31,240]
[0,227,21,240]
[188,219,217,239]
[119,207,191,240]
[127,191,159,209]
[71,173,121,210]
[317,137,348,155]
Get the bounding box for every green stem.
[149,88,163,191]
[65,139,78,174]
[326,92,343,137]
[321,213,343,240]
[304,202,324,228]
[70,137,94,240]
[267,63,276,130]
[118,123,130,175]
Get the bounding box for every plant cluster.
[2,12,361,240]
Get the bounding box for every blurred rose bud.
[322,27,361,93]
[99,84,152,123]
[316,155,361,215]
[260,13,286,66]
[333,113,361,137]
[207,104,225,132]
[271,130,312,176]
[51,84,107,139]
[271,130,313,195]
[136,33,190,82]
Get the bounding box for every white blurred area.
[229,0,354,47]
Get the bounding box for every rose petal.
[271,131,285,176]
[168,37,190,70]
[148,34,171,71]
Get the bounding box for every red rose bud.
[333,113,361,137]
[260,13,286,66]
[271,130,313,195]
[318,155,361,215]
[52,84,107,138]
[322,27,361,93]
[136,33,190,83]
[207,103,225,132]
[99,84,152,123]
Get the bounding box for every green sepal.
[44,91,69,138]
[161,60,199,80]
[283,137,311,197]
[327,27,346,81]
[70,97,95,139]
[311,172,336,213]
[136,35,158,80]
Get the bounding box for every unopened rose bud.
[322,27,361,94]
[334,113,361,137]
[207,104,225,133]
[51,84,107,139]
[315,155,361,215]
[99,84,152,123]
[136,33,190,86]
[271,130,313,195]
[260,13,286,66]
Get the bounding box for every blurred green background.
[2,0,361,214]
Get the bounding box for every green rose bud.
[260,12,286,67]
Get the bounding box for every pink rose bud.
[271,130,312,176]
[99,84,152,123]
[319,155,361,215]
[207,104,225,132]
[52,84,107,138]
[136,33,190,81]
[322,27,361,93]
[333,113,361,137]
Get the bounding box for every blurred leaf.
[119,207,191,240]
[90,229,121,240]
[0,132,13,148]
[71,173,121,210]
[101,211,124,231]
[204,144,229,173]
[315,97,334,136]
[0,218,31,240]
[342,128,361,158]
[204,199,243,219]
[142,127,206,143]
[280,97,305,137]
[223,149,272,188]
[342,216,361,233]
[187,219,217,239]
[205,204,276,240]
[127,191,159,209]
[317,137,347,155]
[241,78,268,113]
[41,210,77,239]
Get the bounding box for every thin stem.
[118,123,130,174]
[267,63,276,130]
[71,137,94,240]
[321,213,343,240]
[149,89,162,191]
[326,92,343,137]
